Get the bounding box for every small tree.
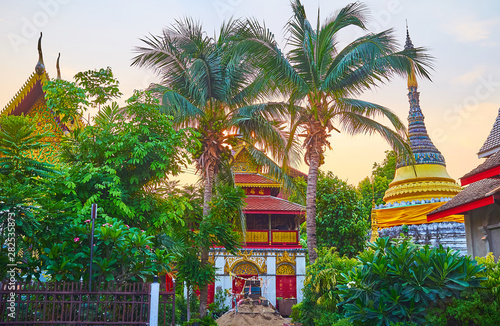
[316,171,369,257]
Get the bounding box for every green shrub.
[182,316,217,326]
[208,288,230,319]
[338,237,485,326]
[424,253,500,326]
[293,247,359,326]
[332,318,353,326]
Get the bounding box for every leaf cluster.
[338,237,486,326]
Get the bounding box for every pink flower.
[145,245,150,250]
[125,225,130,229]
[141,230,145,233]
[85,219,91,223]
[74,237,80,242]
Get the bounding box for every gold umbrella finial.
[35,32,45,75]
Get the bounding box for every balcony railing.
[245,230,299,245]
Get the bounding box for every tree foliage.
[338,237,485,325]
[316,171,370,257]
[292,247,358,326]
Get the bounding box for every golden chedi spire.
[382,26,461,205]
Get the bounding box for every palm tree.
[238,1,432,263]
[132,18,297,317]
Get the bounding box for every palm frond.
[336,111,413,163]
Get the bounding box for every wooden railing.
[245,230,299,245]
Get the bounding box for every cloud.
[454,66,485,85]
[443,16,498,43]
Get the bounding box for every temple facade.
[0,34,72,164]
[211,145,306,309]
[372,29,466,251]
[428,109,500,258]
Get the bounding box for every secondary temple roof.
[478,108,500,158]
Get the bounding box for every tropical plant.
[0,114,60,279]
[238,0,432,263]
[293,247,358,326]
[132,18,296,316]
[35,217,173,283]
[338,237,485,326]
[172,184,245,321]
[60,91,194,227]
[316,171,369,257]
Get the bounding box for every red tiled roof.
[288,167,307,178]
[235,173,280,186]
[461,150,500,185]
[244,195,305,213]
[428,178,500,220]
[478,108,500,158]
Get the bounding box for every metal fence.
[0,281,175,325]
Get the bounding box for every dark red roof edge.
[244,210,304,215]
[427,195,497,221]
[461,165,500,186]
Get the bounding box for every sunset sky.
[1,0,500,186]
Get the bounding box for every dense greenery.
[338,237,485,325]
[292,248,358,326]
[424,252,500,326]
[0,69,197,282]
[316,172,370,257]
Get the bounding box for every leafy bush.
[424,252,500,326]
[292,247,359,326]
[338,237,485,326]
[32,217,173,283]
[208,288,230,319]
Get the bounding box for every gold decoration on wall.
[233,263,259,275]
[276,264,295,275]
[224,250,267,274]
[272,232,297,244]
[246,231,268,243]
[276,251,296,265]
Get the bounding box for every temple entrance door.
[276,275,297,309]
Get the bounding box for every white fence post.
[150,277,160,326]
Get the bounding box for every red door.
[276,276,297,307]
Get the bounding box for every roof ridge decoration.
[397,26,446,168]
[477,108,500,158]
[35,33,45,75]
[56,53,61,79]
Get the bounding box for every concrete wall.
[465,204,500,258]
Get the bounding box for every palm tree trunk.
[306,151,320,264]
[199,165,215,317]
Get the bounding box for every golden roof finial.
[35,32,45,75]
[56,53,61,79]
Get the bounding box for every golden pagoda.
[373,28,463,233]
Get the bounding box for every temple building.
[428,109,500,258]
[0,33,73,164]
[211,144,306,310]
[372,29,465,251]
